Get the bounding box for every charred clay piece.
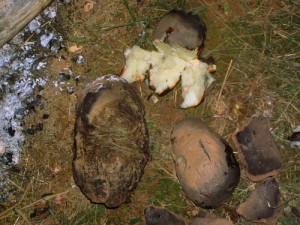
[144,206,188,225]
[191,214,234,225]
[152,9,206,50]
[288,126,300,147]
[288,131,300,142]
[73,75,149,208]
[232,116,282,182]
[171,118,240,209]
[237,178,282,224]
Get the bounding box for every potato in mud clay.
[171,118,240,208]
[73,75,149,208]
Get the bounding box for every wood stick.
[0,0,54,47]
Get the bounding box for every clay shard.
[144,206,188,225]
[288,126,300,147]
[171,118,240,208]
[152,9,207,50]
[232,116,282,182]
[73,75,149,208]
[237,178,282,224]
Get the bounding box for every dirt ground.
[0,0,299,224]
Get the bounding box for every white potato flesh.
[181,60,215,108]
[149,54,186,94]
[121,40,215,108]
[153,40,198,61]
[121,45,151,83]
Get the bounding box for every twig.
[272,89,300,126]
[15,209,32,225]
[101,21,136,31]
[215,60,233,109]
[123,0,138,21]
[21,20,52,49]
[0,180,31,219]
[101,16,161,31]
[6,178,25,192]
[20,190,70,210]
[201,1,253,48]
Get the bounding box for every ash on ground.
[0,2,66,201]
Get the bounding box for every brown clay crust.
[237,178,282,224]
[73,75,149,208]
[232,116,282,182]
[152,9,207,50]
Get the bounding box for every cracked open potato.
[73,75,149,208]
[171,118,240,208]
[120,40,215,108]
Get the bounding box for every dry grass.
[0,0,299,224]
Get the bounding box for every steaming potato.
[171,118,240,208]
[73,75,149,208]
[121,40,215,108]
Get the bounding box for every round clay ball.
[171,118,240,208]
